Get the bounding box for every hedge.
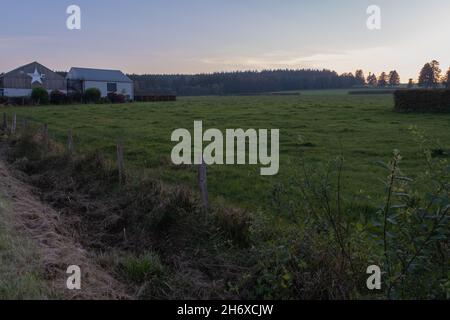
[349,89,396,95]
[50,90,68,105]
[394,89,450,113]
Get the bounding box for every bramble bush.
[369,149,449,298]
[261,134,449,299]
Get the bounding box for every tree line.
[61,60,450,96]
[129,69,363,96]
[356,60,450,89]
[417,60,450,88]
[128,68,405,96]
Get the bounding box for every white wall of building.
[2,88,67,97]
[84,81,134,100]
[3,88,33,97]
[2,80,133,101]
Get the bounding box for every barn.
[66,67,134,101]
[0,61,66,97]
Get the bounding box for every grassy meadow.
[2,90,450,299]
[4,90,450,210]
[4,91,450,208]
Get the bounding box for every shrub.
[49,90,67,105]
[369,149,450,299]
[84,88,101,103]
[107,92,126,104]
[31,87,49,105]
[394,89,450,113]
[0,96,8,105]
[67,92,83,104]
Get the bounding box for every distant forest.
[128,69,365,96]
[54,60,449,96]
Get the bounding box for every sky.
[1,0,450,81]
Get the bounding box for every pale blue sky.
[1,0,449,80]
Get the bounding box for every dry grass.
[0,139,128,299]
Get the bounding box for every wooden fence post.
[22,118,28,130]
[67,129,74,156]
[42,123,49,150]
[2,113,7,131]
[198,157,209,213]
[116,138,125,184]
[11,113,16,135]
[43,123,48,140]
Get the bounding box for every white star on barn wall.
[27,67,45,84]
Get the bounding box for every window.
[0,89,3,97]
[107,83,117,92]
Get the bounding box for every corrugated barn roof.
[67,67,132,83]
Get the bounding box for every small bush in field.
[31,87,49,105]
[84,88,101,103]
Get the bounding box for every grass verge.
[0,194,52,299]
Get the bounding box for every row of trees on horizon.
[356,60,450,89]
[46,60,450,96]
[129,60,450,96]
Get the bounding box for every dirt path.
[0,145,128,299]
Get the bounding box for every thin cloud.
[199,47,393,71]
[0,36,53,48]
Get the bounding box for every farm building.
[0,61,66,97]
[66,67,134,101]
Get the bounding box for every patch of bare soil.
[0,143,128,300]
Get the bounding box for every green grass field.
[4,90,450,210]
